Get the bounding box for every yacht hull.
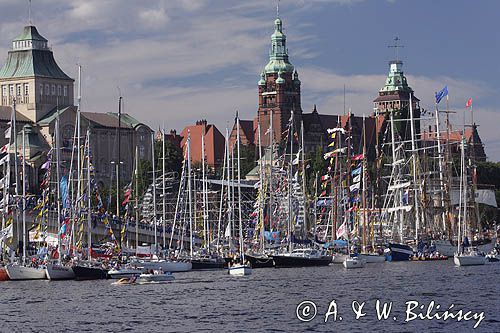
[454,254,486,266]
[228,265,252,276]
[272,255,332,268]
[45,264,75,280]
[343,258,366,269]
[6,265,46,280]
[0,267,10,281]
[73,265,108,280]
[245,253,274,268]
[387,243,413,262]
[358,253,386,263]
[435,238,496,257]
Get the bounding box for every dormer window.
[45,84,49,96]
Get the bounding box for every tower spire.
[28,0,32,25]
[276,0,280,18]
[388,36,404,62]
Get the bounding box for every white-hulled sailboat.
[228,115,251,276]
[454,128,485,267]
[6,108,46,280]
[46,103,74,280]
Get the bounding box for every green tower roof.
[13,26,48,42]
[263,17,294,74]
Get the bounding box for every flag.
[327,128,346,134]
[350,182,360,192]
[352,154,364,161]
[60,175,70,209]
[465,98,472,108]
[435,85,448,104]
[351,166,362,176]
[336,221,347,238]
[4,127,10,139]
[328,141,335,147]
[41,160,51,170]
[0,144,9,154]
[0,224,13,242]
[353,174,361,183]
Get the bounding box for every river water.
[0,260,498,332]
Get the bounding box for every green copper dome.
[263,17,294,74]
[380,61,412,93]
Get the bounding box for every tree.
[154,139,183,175]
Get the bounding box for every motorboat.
[138,271,175,283]
[228,264,252,276]
[343,256,366,269]
[108,267,144,279]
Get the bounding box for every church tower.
[258,16,302,146]
[373,60,420,140]
[0,25,74,122]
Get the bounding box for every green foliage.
[154,139,183,175]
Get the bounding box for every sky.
[0,0,498,160]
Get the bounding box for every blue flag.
[60,175,70,209]
[435,85,448,104]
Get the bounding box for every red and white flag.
[0,143,9,154]
[465,98,472,108]
[336,221,347,238]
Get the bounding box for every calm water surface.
[1,260,499,332]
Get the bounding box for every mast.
[361,115,367,252]
[55,105,62,263]
[151,132,157,256]
[216,129,228,252]
[288,112,293,252]
[75,65,82,252]
[389,112,402,243]
[257,123,265,252]
[269,110,273,233]
[201,130,207,250]
[21,126,26,264]
[186,131,193,257]
[135,145,139,257]
[12,99,20,256]
[300,120,306,233]
[434,104,446,233]
[236,115,245,262]
[116,96,122,248]
[409,94,421,245]
[86,129,91,260]
[162,128,166,251]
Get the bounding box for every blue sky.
[0,0,498,159]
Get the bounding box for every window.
[63,86,67,97]
[16,84,21,96]
[139,145,145,158]
[51,84,56,95]
[9,85,14,96]
[45,84,49,96]
[24,84,29,96]
[57,85,61,96]
[39,84,43,96]
[1,85,6,97]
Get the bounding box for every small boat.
[385,243,413,262]
[138,271,175,283]
[72,264,109,280]
[0,267,10,281]
[454,250,486,266]
[485,254,499,263]
[45,263,75,280]
[331,253,349,264]
[410,255,448,261]
[343,257,366,269]
[132,259,192,272]
[112,277,138,285]
[272,249,332,268]
[5,264,47,280]
[228,264,252,276]
[358,253,386,263]
[245,253,274,268]
[108,267,144,279]
[191,257,225,270]
[434,237,496,257]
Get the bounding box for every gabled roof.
[82,112,133,129]
[37,105,75,125]
[0,106,32,123]
[107,112,145,129]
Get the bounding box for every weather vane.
[28,0,32,25]
[388,36,404,62]
[276,0,280,17]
